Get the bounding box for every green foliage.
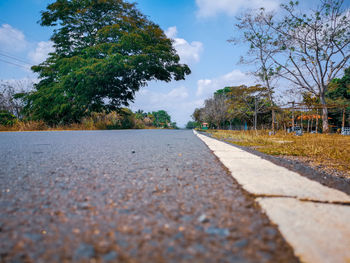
[152,110,171,127]
[225,85,271,124]
[215,87,232,95]
[134,109,147,120]
[0,107,178,130]
[327,67,350,127]
[186,121,199,129]
[193,84,273,129]
[302,92,319,107]
[0,110,17,126]
[327,67,350,103]
[20,0,190,125]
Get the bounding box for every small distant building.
[201,122,209,130]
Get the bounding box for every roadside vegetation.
[208,129,350,178]
[1,0,188,131]
[188,0,350,179]
[191,0,349,134]
[0,104,178,131]
[187,0,350,180]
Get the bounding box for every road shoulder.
[194,130,350,263]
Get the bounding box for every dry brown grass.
[208,129,350,177]
[0,120,157,132]
[0,121,99,132]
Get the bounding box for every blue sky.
[0,0,345,126]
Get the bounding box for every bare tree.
[203,94,229,129]
[263,0,350,132]
[192,108,204,123]
[231,10,278,132]
[0,79,34,117]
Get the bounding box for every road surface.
[0,130,297,262]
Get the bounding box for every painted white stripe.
[194,130,350,263]
[193,130,350,203]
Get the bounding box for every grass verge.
[206,129,350,178]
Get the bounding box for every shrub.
[0,110,17,126]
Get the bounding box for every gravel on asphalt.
[0,130,299,262]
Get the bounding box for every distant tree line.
[190,67,350,132]
[0,80,177,130]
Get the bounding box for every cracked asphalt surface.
[0,130,298,262]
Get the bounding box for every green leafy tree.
[134,109,147,120]
[327,67,350,102]
[20,0,190,125]
[0,110,17,126]
[226,85,271,129]
[186,121,199,129]
[152,110,171,127]
[170,122,178,129]
[327,67,350,127]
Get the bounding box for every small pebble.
[198,214,209,223]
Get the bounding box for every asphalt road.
[0,130,298,262]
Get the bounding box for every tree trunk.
[342,107,345,130]
[292,101,295,130]
[271,109,275,133]
[316,109,319,134]
[254,97,257,130]
[320,94,329,133]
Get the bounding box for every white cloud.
[0,24,27,51]
[146,86,189,105]
[28,41,55,64]
[131,86,204,127]
[195,0,280,18]
[165,26,203,64]
[165,26,178,39]
[196,69,254,97]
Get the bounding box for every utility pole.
[291,101,295,131]
[272,107,275,133]
[254,96,257,130]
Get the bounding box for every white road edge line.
[193,130,350,263]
